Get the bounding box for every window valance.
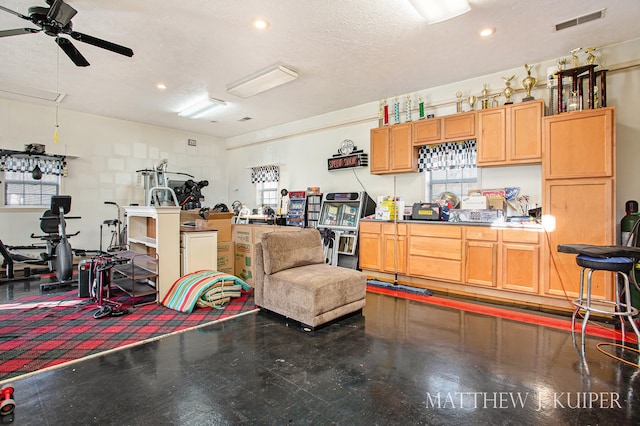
[251,165,280,183]
[417,140,476,172]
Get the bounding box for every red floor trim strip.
[366,285,638,344]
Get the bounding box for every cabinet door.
[502,243,539,293]
[390,123,416,171]
[359,232,382,271]
[181,232,217,275]
[510,100,542,162]
[370,127,390,173]
[543,178,614,300]
[382,234,406,274]
[477,107,507,165]
[465,241,497,287]
[543,107,614,179]
[443,112,476,141]
[413,119,441,145]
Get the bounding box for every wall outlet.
[188,138,197,146]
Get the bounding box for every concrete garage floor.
[4,290,640,425]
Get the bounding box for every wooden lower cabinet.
[543,178,614,300]
[382,223,407,274]
[408,224,462,282]
[464,227,498,287]
[358,222,382,270]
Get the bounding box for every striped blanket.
[162,270,252,313]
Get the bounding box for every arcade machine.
[317,192,376,269]
[286,191,307,227]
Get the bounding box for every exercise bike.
[31,196,80,290]
[100,201,128,253]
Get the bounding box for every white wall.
[0,99,227,250]
[2,38,639,253]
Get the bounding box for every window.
[250,164,280,209]
[1,153,66,208]
[255,181,278,208]
[3,170,60,207]
[419,140,477,203]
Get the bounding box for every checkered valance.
[251,165,280,183]
[0,154,67,176]
[418,140,476,172]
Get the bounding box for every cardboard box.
[232,224,301,245]
[180,211,233,241]
[217,241,234,275]
[461,196,489,210]
[234,242,255,286]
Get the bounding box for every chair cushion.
[576,254,633,272]
[262,263,366,321]
[261,229,325,275]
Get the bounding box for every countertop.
[360,218,543,230]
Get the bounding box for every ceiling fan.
[0,0,133,67]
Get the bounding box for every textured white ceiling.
[0,0,639,139]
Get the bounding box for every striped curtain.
[250,165,280,183]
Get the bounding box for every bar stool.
[571,254,640,349]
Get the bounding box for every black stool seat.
[576,254,633,272]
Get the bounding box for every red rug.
[0,290,257,382]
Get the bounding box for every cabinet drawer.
[360,221,381,233]
[382,223,407,236]
[409,236,462,260]
[409,224,462,239]
[408,256,461,281]
[465,227,498,241]
[502,228,541,244]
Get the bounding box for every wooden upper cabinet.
[413,118,442,146]
[477,100,542,166]
[543,107,614,179]
[510,101,543,161]
[370,123,417,174]
[390,123,417,172]
[477,107,507,164]
[443,112,476,141]
[370,127,391,173]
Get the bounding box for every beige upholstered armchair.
[254,229,366,329]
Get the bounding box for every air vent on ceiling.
[555,9,605,31]
[238,117,253,122]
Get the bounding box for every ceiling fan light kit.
[0,0,134,67]
[227,64,299,98]
[408,0,471,24]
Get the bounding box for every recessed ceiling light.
[254,18,270,29]
[157,83,167,90]
[480,27,496,37]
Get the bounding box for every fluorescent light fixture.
[178,97,226,119]
[227,64,298,98]
[408,0,471,24]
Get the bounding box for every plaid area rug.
[0,289,257,382]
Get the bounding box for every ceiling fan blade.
[56,37,89,67]
[0,5,31,21]
[69,31,133,57]
[0,28,40,38]
[47,0,77,27]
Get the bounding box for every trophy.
[570,48,582,68]
[393,97,400,124]
[418,95,425,119]
[467,95,477,111]
[521,64,537,102]
[455,91,463,113]
[502,75,515,104]
[405,94,412,122]
[480,84,489,109]
[585,47,597,65]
